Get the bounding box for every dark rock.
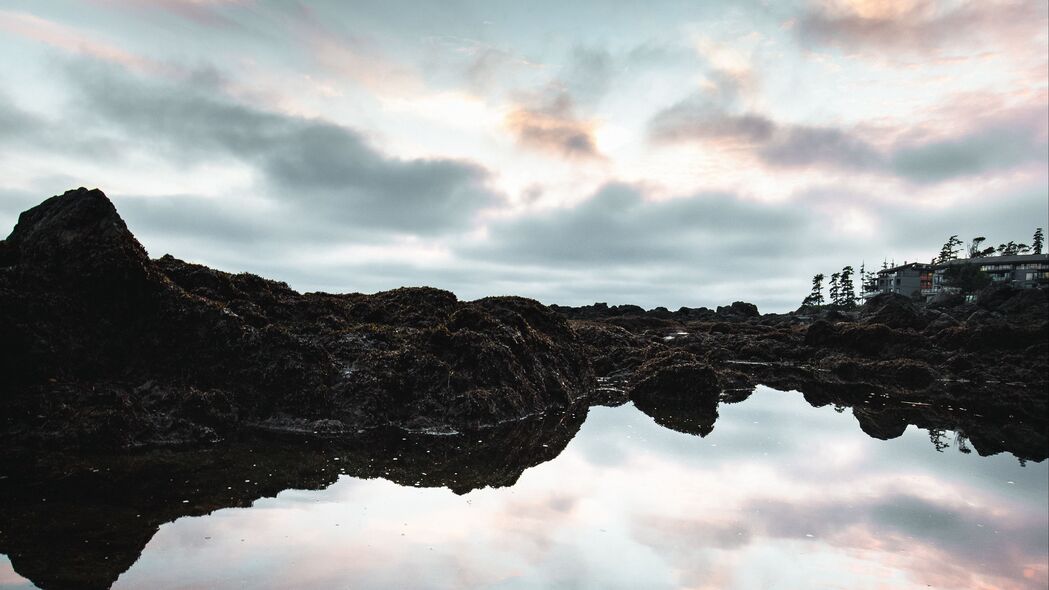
[628,350,722,436]
[0,189,594,448]
[803,319,837,346]
[862,292,927,330]
[978,283,1049,321]
[630,349,722,400]
[716,300,759,318]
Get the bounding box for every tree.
[859,262,876,295]
[1033,228,1044,255]
[838,266,856,308]
[863,268,877,294]
[828,272,841,308]
[997,241,1030,256]
[937,235,963,263]
[968,237,996,258]
[942,263,991,294]
[801,273,825,307]
[968,237,985,258]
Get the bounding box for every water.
[1,386,1045,590]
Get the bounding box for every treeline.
[800,265,870,309]
[800,227,1044,309]
[934,227,1043,263]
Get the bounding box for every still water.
[1,386,1046,590]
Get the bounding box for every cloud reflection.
[104,388,1048,590]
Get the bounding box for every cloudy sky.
[1,0,1046,311]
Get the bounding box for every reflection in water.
[0,386,1045,590]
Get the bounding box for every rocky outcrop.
[0,188,594,448]
[556,279,1047,452]
[1,188,1044,449]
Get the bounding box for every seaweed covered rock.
[630,350,722,400]
[716,300,759,319]
[628,350,722,436]
[862,292,927,330]
[0,188,595,448]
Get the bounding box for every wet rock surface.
[0,189,593,448]
[556,280,1047,462]
[2,188,1044,454]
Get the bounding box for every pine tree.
[839,266,856,309]
[802,273,825,307]
[862,266,876,295]
[997,241,1029,256]
[967,237,986,258]
[828,272,841,308]
[852,262,877,297]
[1033,228,1044,255]
[967,235,995,258]
[937,235,963,263]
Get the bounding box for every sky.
[0,0,1046,312]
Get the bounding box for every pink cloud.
[91,0,249,28]
[0,10,164,74]
[506,92,606,161]
[797,0,1047,58]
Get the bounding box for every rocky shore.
[2,188,1046,453]
[0,188,593,447]
[1,188,1046,590]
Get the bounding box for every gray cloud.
[759,124,883,169]
[61,61,500,235]
[635,491,1048,589]
[467,183,811,267]
[649,93,1047,182]
[650,108,774,144]
[796,0,1045,55]
[0,93,44,142]
[561,46,613,107]
[891,117,1049,183]
[649,96,883,171]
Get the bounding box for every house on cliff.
[874,262,933,299]
[873,254,1049,300]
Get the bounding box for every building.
[873,262,933,299]
[873,254,1049,300]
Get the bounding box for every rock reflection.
[1,375,1046,590]
[0,406,587,590]
[631,394,718,437]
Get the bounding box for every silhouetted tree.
[1033,228,1044,255]
[801,273,825,307]
[997,241,1030,256]
[967,236,995,258]
[838,266,856,308]
[936,235,963,263]
[828,272,841,308]
[863,268,877,294]
[929,429,949,452]
[859,262,876,295]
